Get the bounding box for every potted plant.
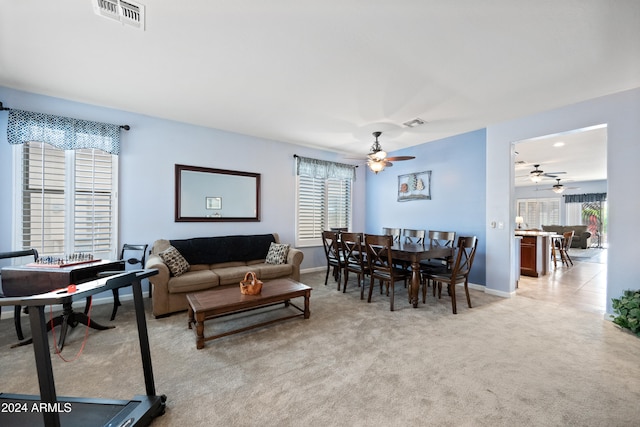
[611,290,640,337]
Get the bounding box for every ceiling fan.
[366,131,415,173]
[536,178,580,193]
[527,164,566,182]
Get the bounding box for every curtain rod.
[0,101,130,130]
[293,154,358,167]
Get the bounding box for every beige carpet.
[1,271,639,426]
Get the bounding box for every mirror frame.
[175,164,261,222]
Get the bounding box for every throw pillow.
[265,242,290,265]
[159,245,190,276]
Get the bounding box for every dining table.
[389,242,454,308]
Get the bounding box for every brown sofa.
[146,233,303,317]
[541,225,591,249]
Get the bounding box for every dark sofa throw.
[170,234,277,265]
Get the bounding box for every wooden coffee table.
[186,278,312,349]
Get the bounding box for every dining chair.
[558,231,575,266]
[382,227,401,243]
[364,234,410,311]
[402,229,426,244]
[422,236,478,314]
[322,230,344,289]
[420,230,456,272]
[0,248,39,340]
[340,232,369,297]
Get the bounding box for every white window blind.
[296,175,351,246]
[516,198,560,229]
[19,141,118,257]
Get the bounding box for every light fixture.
[530,164,544,183]
[552,179,565,194]
[368,160,385,174]
[365,131,415,173]
[515,216,524,229]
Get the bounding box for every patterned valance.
[564,193,607,203]
[295,155,356,181]
[7,109,121,154]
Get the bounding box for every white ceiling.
[1,1,639,170]
[514,125,607,188]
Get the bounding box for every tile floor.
[516,247,608,314]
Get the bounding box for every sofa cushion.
[167,270,219,293]
[255,263,294,280]
[170,234,276,265]
[265,242,290,265]
[159,246,190,276]
[213,265,261,285]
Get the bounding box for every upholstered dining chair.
[422,236,478,314]
[364,234,410,311]
[322,230,344,289]
[340,232,369,297]
[0,248,39,340]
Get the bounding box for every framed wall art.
[398,171,431,202]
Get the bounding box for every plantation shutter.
[517,198,560,229]
[297,175,326,243]
[74,148,115,253]
[327,179,351,230]
[21,141,67,255]
[19,142,117,257]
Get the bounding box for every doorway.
[512,125,608,313]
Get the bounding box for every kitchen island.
[516,230,556,277]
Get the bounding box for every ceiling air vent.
[93,0,145,30]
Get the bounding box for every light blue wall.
[486,87,640,314]
[365,129,487,286]
[0,86,367,295]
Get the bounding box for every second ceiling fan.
[366,131,415,173]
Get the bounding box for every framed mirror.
[175,164,261,222]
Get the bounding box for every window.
[296,175,351,246]
[16,141,118,258]
[516,198,560,229]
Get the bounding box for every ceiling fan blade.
[543,172,566,177]
[385,156,415,161]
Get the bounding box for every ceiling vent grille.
[93,0,145,30]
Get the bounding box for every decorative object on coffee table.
[240,271,263,295]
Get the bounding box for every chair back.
[0,249,39,296]
[450,236,478,279]
[322,231,341,264]
[341,232,365,268]
[364,234,395,275]
[382,227,401,243]
[120,244,148,269]
[403,229,425,244]
[428,230,456,248]
[0,249,39,262]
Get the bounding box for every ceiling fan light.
[371,150,387,161]
[553,186,565,194]
[530,174,542,183]
[368,161,385,173]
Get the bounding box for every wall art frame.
[398,170,431,202]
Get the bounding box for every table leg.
[187,306,194,329]
[410,261,421,308]
[304,291,310,319]
[195,314,205,349]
